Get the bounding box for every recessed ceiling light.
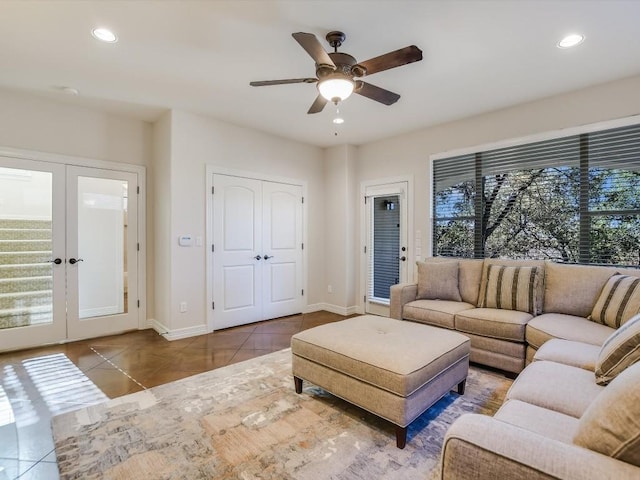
[92,27,118,43]
[557,34,584,49]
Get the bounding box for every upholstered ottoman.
[291,315,470,448]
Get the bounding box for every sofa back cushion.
[477,259,545,313]
[595,313,640,385]
[543,262,637,317]
[574,361,640,467]
[416,261,461,301]
[589,274,640,328]
[480,264,542,315]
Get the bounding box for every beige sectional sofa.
[390,257,640,374]
[440,317,640,479]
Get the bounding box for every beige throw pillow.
[416,261,461,301]
[480,264,541,315]
[589,274,640,328]
[574,361,640,467]
[595,313,640,385]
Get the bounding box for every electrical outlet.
[179,301,187,313]
[327,285,332,293]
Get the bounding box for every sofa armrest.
[441,414,639,480]
[389,283,418,320]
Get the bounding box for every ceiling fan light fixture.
[318,76,354,103]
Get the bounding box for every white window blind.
[433,123,640,266]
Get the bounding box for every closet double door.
[212,175,304,329]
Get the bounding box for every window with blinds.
[433,123,640,266]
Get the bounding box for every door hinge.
[301,242,304,250]
[301,196,304,204]
[137,186,140,194]
[212,244,214,252]
[364,295,366,302]
[212,302,215,310]
[301,289,304,296]
[137,300,140,308]
[212,186,215,194]
[137,243,140,251]
[364,246,366,254]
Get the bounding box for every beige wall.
[323,145,358,313]
[159,110,325,333]
[354,75,640,300]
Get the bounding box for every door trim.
[205,165,308,332]
[0,145,147,333]
[360,175,414,316]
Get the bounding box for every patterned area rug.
[52,348,512,480]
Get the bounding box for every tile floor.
[0,311,350,480]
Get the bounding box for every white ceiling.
[2,0,640,148]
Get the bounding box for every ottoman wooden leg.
[457,379,466,395]
[294,376,303,394]
[395,425,408,449]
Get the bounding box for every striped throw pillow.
[595,313,640,385]
[481,265,541,315]
[589,274,640,329]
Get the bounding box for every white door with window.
[0,156,140,351]
[364,181,409,316]
[212,174,304,329]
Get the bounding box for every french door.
[364,182,408,316]
[0,157,139,351]
[212,174,304,329]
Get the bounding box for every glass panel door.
[365,182,408,316]
[66,166,138,340]
[0,157,66,351]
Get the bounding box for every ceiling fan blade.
[356,45,422,76]
[307,94,328,114]
[292,32,336,68]
[250,78,317,87]
[355,81,400,105]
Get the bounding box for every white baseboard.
[152,319,207,341]
[304,303,361,316]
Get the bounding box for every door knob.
[47,258,63,265]
[69,258,84,265]
[264,255,273,260]
[254,255,262,260]
[400,256,406,262]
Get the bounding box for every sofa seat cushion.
[455,308,532,342]
[495,399,579,444]
[526,313,614,349]
[506,360,603,418]
[574,361,640,467]
[404,300,474,329]
[533,339,600,371]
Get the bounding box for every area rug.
[52,348,512,480]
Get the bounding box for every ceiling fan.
[250,31,423,114]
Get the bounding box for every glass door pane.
[0,168,54,329]
[0,158,66,351]
[66,166,138,340]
